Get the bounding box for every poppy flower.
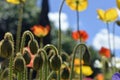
[99,47,111,58]
[72,30,89,42]
[96,74,104,80]
[66,0,88,11]
[74,58,84,66]
[116,0,120,10]
[112,72,120,80]
[31,25,50,37]
[6,0,25,4]
[74,66,93,76]
[97,8,118,22]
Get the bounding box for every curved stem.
[20,30,34,53]
[44,44,58,55]
[69,43,87,80]
[38,49,48,80]
[16,3,24,53]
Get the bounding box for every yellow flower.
[74,66,93,76]
[97,8,118,22]
[66,0,88,11]
[6,0,26,4]
[116,0,120,10]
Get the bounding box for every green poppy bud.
[13,53,25,72]
[83,48,91,65]
[28,39,39,55]
[61,52,69,62]
[0,39,14,58]
[50,54,62,71]
[23,49,31,65]
[4,32,14,42]
[33,52,44,70]
[61,67,70,79]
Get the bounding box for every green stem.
[16,3,24,53]
[106,23,111,54]
[58,0,65,79]
[17,72,22,80]
[40,37,43,48]
[39,69,42,80]
[47,71,55,80]
[70,43,87,80]
[9,56,13,80]
[38,49,48,80]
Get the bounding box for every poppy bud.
[50,54,62,71]
[83,48,91,65]
[61,67,70,79]
[28,39,39,55]
[61,52,69,62]
[23,49,31,65]
[33,52,44,70]
[13,53,25,72]
[4,32,14,42]
[0,39,14,58]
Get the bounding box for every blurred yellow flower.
[116,0,120,10]
[97,8,118,22]
[66,0,88,11]
[6,0,26,4]
[74,66,93,76]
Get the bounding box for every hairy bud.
[13,53,25,72]
[28,39,39,55]
[33,52,44,70]
[50,54,62,71]
[23,49,31,65]
[0,39,14,58]
[61,67,70,79]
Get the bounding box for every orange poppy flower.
[72,30,88,42]
[31,25,50,37]
[96,74,104,80]
[99,47,111,58]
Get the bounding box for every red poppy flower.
[31,25,50,37]
[72,30,88,42]
[99,47,111,58]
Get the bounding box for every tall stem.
[106,23,111,53]
[16,3,24,53]
[76,1,82,80]
[58,0,65,80]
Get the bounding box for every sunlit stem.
[70,43,87,80]
[16,3,24,53]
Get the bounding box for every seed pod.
[0,39,14,58]
[83,48,91,65]
[23,49,31,65]
[33,53,44,70]
[13,53,25,72]
[28,39,39,55]
[50,54,62,71]
[61,67,70,79]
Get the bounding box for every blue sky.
[38,0,120,57]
